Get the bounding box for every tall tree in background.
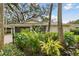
[58,3,65,46]
[4,3,50,24]
[47,3,53,32]
[0,4,4,50]
[4,3,25,24]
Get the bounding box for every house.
[4,20,79,34]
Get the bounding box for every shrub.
[70,28,79,35]
[75,35,79,43]
[15,33,27,50]
[15,31,59,55]
[40,39,63,56]
[15,31,42,55]
[32,26,46,33]
[45,32,58,41]
[0,43,25,56]
[64,32,75,47]
[15,30,76,56]
[74,49,79,56]
[44,32,75,47]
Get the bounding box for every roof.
[4,22,71,28]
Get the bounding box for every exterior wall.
[50,26,70,32]
[50,26,58,32]
[70,24,79,29]
[69,24,75,29]
[5,24,79,33]
[5,25,71,33]
[63,27,70,32]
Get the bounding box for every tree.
[4,3,50,24]
[4,3,25,24]
[68,19,79,24]
[47,3,53,32]
[58,3,65,46]
[0,3,4,50]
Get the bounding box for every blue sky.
[52,3,79,23]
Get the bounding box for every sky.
[52,3,79,23]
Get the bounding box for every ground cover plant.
[0,43,25,56]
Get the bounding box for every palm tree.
[58,3,65,46]
[47,3,53,32]
[0,3,4,50]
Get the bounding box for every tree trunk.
[58,3,65,46]
[0,3,4,50]
[47,3,53,32]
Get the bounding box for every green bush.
[75,35,79,43]
[15,33,27,50]
[70,28,79,35]
[44,32,75,47]
[15,31,60,55]
[0,43,25,56]
[45,32,58,41]
[64,32,75,47]
[40,39,63,56]
[32,26,46,33]
[74,49,79,56]
[15,31,42,55]
[15,30,76,56]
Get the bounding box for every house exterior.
[4,21,79,34]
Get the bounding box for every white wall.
[50,26,70,32]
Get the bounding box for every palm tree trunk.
[58,3,65,46]
[47,3,53,32]
[0,3,4,50]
